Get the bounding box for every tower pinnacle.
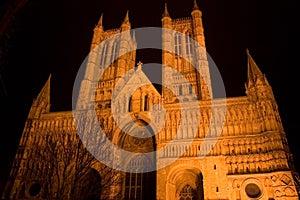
[162,3,170,18]
[97,13,103,27]
[28,74,51,119]
[123,10,130,24]
[193,0,200,11]
[121,10,131,31]
[246,48,263,83]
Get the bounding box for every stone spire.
[193,0,200,11]
[246,48,263,83]
[162,3,170,18]
[121,10,131,31]
[97,13,103,28]
[91,13,104,50]
[245,49,274,100]
[123,10,130,24]
[162,3,172,28]
[35,74,51,109]
[191,0,205,48]
[28,74,51,119]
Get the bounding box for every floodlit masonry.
[2,1,300,199]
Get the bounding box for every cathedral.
[2,1,300,200]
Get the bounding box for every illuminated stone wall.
[2,1,299,200]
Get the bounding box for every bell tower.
[75,11,137,111]
[162,0,212,103]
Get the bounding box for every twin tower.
[77,0,211,108]
[2,1,299,200]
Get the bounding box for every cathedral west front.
[2,1,299,199]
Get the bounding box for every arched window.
[175,33,182,56]
[185,33,194,57]
[100,43,108,66]
[189,85,193,94]
[178,185,196,200]
[110,40,120,64]
[179,85,183,95]
[123,125,156,200]
[105,100,111,109]
[74,168,102,200]
[144,95,149,111]
[125,172,141,199]
[28,183,41,197]
[128,96,132,112]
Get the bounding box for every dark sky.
[1,0,299,193]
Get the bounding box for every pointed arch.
[143,94,149,111]
[167,165,204,200]
[100,42,108,66]
[110,39,120,64]
[113,119,157,200]
[177,184,197,200]
[174,32,182,56]
[73,168,102,200]
[185,31,194,57]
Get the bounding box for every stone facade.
[2,1,300,200]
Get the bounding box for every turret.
[91,14,104,50]
[27,74,51,119]
[245,49,274,100]
[162,3,172,29]
[191,0,205,48]
[121,10,131,32]
[161,3,173,68]
[116,10,136,77]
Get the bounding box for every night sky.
[1,0,299,193]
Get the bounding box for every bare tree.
[73,112,122,200]
[26,128,95,200]
[22,112,122,200]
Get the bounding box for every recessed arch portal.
[167,165,204,200]
[116,119,156,200]
[74,168,102,200]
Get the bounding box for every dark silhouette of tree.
[19,113,122,199]
[25,128,96,199]
[73,112,122,199]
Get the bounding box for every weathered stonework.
[2,1,299,200]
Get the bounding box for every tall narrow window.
[128,96,132,112]
[175,33,182,56]
[179,85,183,95]
[185,33,193,57]
[189,85,193,94]
[100,43,108,66]
[125,172,143,199]
[144,95,149,111]
[110,40,119,64]
[123,126,156,200]
[124,156,156,200]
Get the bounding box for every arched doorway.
[168,166,204,200]
[117,120,156,200]
[176,174,204,200]
[74,168,102,200]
